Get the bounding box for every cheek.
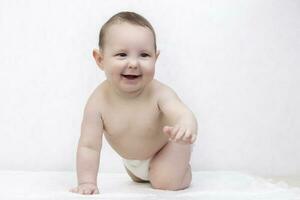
[105,60,124,74]
[147,66,155,77]
[141,60,156,75]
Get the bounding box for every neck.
[107,81,149,101]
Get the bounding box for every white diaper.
[123,158,151,181]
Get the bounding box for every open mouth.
[121,74,142,80]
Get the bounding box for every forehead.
[104,22,155,51]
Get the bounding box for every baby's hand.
[163,125,197,144]
[69,183,99,195]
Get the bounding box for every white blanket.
[0,171,299,200]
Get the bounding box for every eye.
[116,53,127,57]
[140,53,150,57]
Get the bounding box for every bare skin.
[70,22,198,195]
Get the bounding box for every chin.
[121,85,144,93]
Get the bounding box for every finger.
[174,127,186,141]
[82,188,90,195]
[92,188,99,194]
[83,189,91,195]
[78,188,83,194]
[163,125,173,134]
[85,189,92,195]
[190,134,197,143]
[182,129,192,141]
[73,187,79,193]
[170,126,180,140]
[90,188,95,195]
[165,127,173,139]
[69,187,77,193]
[81,188,87,195]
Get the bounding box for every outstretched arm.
[158,86,198,144]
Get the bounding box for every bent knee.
[150,170,192,191]
[150,178,191,191]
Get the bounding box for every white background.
[0,0,299,177]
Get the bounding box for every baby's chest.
[102,105,161,136]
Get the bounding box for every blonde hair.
[98,11,157,52]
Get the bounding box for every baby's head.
[93,12,160,96]
[98,11,157,52]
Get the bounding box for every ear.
[93,49,104,70]
[155,50,160,61]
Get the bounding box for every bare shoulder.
[152,79,175,94]
[83,81,107,115]
[151,79,180,103]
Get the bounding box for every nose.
[128,57,138,69]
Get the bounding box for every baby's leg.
[149,142,192,190]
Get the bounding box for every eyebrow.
[114,48,128,52]
[113,48,153,53]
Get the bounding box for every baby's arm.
[70,97,103,195]
[158,86,198,144]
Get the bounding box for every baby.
[70,11,198,195]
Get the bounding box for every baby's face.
[99,22,159,95]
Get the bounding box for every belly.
[103,130,168,160]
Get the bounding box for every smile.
[121,74,142,80]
